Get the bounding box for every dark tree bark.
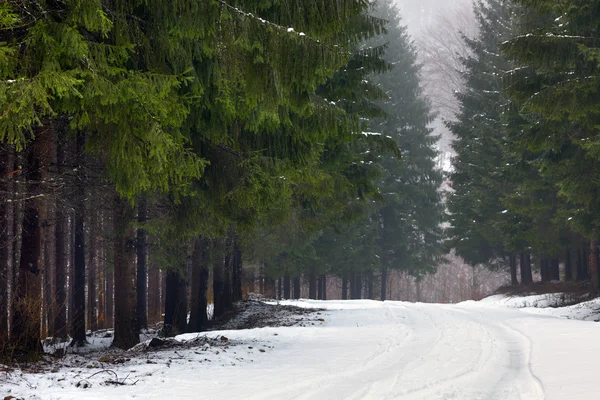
[42,197,54,337]
[87,205,97,333]
[352,273,362,300]
[111,197,139,349]
[564,246,573,281]
[293,276,301,299]
[577,242,589,281]
[342,275,348,300]
[10,124,52,359]
[308,273,317,299]
[52,126,67,338]
[520,252,533,284]
[0,146,10,343]
[317,275,323,300]
[11,150,22,298]
[147,258,161,325]
[106,252,114,329]
[189,237,209,333]
[381,268,388,301]
[54,200,67,338]
[212,239,225,319]
[549,258,560,281]
[416,279,422,302]
[223,237,233,312]
[175,267,188,334]
[70,132,86,347]
[258,263,264,295]
[97,238,105,330]
[232,236,243,302]
[510,253,518,286]
[283,274,291,300]
[321,275,327,300]
[540,258,549,282]
[276,278,281,300]
[163,269,180,336]
[590,238,599,294]
[367,274,374,299]
[135,197,147,332]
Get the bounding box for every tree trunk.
[293,276,301,299]
[51,129,67,338]
[550,258,560,281]
[322,275,327,300]
[415,279,422,302]
[54,200,67,338]
[317,275,323,300]
[135,197,147,333]
[213,239,225,319]
[42,197,54,337]
[564,246,573,281]
[97,243,105,330]
[283,274,291,300]
[577,242,589,281]
[380,268,387,301]
[87,204,97,333]
[0,146,10,344]
[520,252,533,284]
[111,196,139,349]
[308,273,317,299]
[223,236,233,311]
[10,124,52,359]
[163,269,180,336]
[106,252,114,329]
[70,132,87,347]
[189,237,209,333]
[590,238,599,294]
[175,266,188,334]
[342,275,348,300]
[232,236,242,302]
[352,273,361,300]
[510,253,518,286]
[367,274,374,299]
[147,258,161,326]
[276,278,281,300]
[11,148,22,302]
[540,258,548,282]
[258,263,264,295]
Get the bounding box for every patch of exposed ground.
[495,281,592,307]
[214,299,325,330]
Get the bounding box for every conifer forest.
[2,0,600,368]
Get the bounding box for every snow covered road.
[193,300,597,400]
[7,298,600,399]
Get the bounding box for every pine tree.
[370,0,445,297]
[503,0,600,291]
[446,0,528,280]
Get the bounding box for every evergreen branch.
[215,0,349,54]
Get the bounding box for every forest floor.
[3,293,600,399]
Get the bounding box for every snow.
[4,297,600,399]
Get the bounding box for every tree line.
[447,0,600,291]
[0,0,445,360]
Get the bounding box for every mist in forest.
[395,0,475,161]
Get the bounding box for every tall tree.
[70,132,86,347]
[136,197,148,332]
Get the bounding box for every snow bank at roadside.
[521,297,600,321]
[470,292,600,322]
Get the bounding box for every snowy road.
[191,300,598,400]
[13,299,600,399]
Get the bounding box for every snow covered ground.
[3,295,600,399]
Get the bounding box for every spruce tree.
[503,0,600,290]
[370,0,445,297]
